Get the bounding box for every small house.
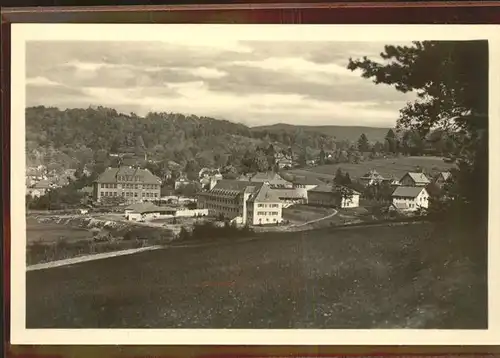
[399,172,431,187]
[308,185,360,208]
[27,179,52,198]
[124,202,176,221]
[391,186,429,212]
[359,170,385,186]
[174,176,191,190]
[433,171,452,188]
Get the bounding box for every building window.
[134,193,138,197]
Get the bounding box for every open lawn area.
[27,217,93,244]
[26,217,173,265]
[288,156,456,181]
[282,204,334,224]
[26,222,487,329]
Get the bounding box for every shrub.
[177,221,254,241]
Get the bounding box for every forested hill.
[25,106,342,171]
[251,123,391,143]
[26,106,458,181]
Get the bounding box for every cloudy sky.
[26,40,416,127]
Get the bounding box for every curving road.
[289,209,338,228]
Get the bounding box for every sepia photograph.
[9,24,499,345]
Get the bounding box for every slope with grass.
[289,156,456,181]
[26,222,486,329]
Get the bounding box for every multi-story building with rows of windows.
[197,180,283,226]
[93,166,162,204]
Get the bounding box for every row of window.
[102,183,118,188]
[205,204,240,213]
[100,191,159,198]
[257,204,279,208]
[101,183,160,190]
[206,197,239,205]
[257,211,279,216]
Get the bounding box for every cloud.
[25,40,417,127]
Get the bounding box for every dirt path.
[27,245,163,272]
[290,209,338,228]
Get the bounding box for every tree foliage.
[348,40,488,224]
[357,133,370,152]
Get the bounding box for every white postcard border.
[10,23,500,345]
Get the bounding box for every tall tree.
[348,40,488,225]
[357,133,370,152]
[343,172,352,185]
[334,168,344,185]
[384,129,398,153]
[319,148,326,165]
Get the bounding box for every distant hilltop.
[251,123,392,143]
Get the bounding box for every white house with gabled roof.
[391,186,430,212]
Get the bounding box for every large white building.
[93,166,161,204]
[246,184,283,226]
[197,180,283,225]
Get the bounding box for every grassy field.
[26,217,173,265]
[288,156,456,181]
[26,222,487,329]
[282,205,334,224]
[26,217,93,244]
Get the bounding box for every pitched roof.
[269,188,304,199]
[392,186,426,198]
[437,171,452,181]
[361,170,385,180]
[283,173,324,186]
[125,202,161,213]
[96,167,161,184]
[214,180,263,192]
[401,172,430,184]
[207,180,263,199]
[248,184,281,203]
[310,184,361,195]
